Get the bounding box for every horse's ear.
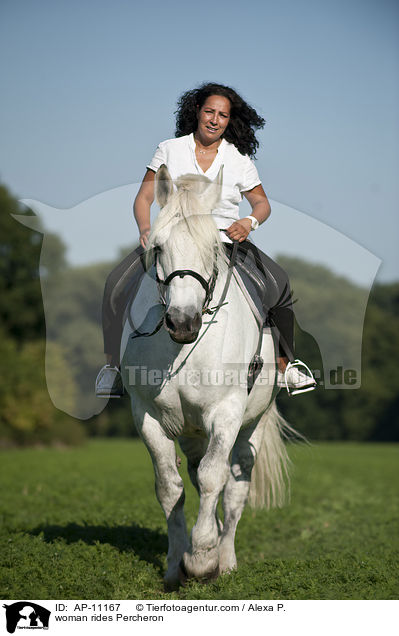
[155,164,173,208]
[203,165,223,210]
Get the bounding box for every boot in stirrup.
[95,365,124,398]
[277,359,317,396]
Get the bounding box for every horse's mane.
[146,173,226,270]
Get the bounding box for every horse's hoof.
[178,561,188,587]
[163,568,183,592]
[163,560,189,591]
[198,565,219,584]
[218,562,237,575]
[182,547,219,582]
[163,577,180,592]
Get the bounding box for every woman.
[96,82,316,398]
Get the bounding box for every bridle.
[128,241,238,343]
[154,250,219,315]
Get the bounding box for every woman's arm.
[134,169,155,247]
[225,184,271,242]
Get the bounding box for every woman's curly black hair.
[175,82,265,158]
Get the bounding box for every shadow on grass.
[29,523,168,570]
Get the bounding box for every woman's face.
[196,95,231,143]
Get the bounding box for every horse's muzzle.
[164,307,202,344]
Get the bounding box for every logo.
[3,603,51,633]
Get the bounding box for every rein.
[204,240,238,315]
[156,240,238,382]
[128,240,261,393]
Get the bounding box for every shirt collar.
[189,132,226,154]
[189,133,226,174]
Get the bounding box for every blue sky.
[1,0,398,283]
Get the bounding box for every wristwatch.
[245,215,260,231]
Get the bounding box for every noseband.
[155,251,218,315]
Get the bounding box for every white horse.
[121,165,293,589]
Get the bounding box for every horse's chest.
[151,383,210,438]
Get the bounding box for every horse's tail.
[248,401,299,509]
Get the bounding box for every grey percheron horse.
[121,165,292,589]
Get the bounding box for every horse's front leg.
[179,435,224,537]
[136,410,190,590]
[218,416,263,573]
[183,401,244,580]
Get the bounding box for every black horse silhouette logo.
[3,602,50,633]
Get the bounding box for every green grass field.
[1,440,398,600]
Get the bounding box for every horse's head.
[147,164,225,344]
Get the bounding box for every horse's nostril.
[165,312,176,331]
[192,312,202,331]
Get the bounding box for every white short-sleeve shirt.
[146,133,261,240]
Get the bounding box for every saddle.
[223,243,280,329]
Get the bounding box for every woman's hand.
[225,185,271,242]
[139,228,150,248]
[225,218,252,242]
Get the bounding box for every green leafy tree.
[277,258,399,441]
[0,329,83,446]
[0,184,66,342]
[0,183,84,445]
